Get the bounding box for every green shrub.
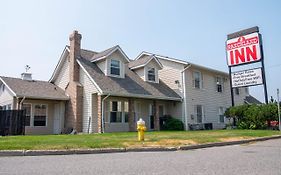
[160,115,184,131]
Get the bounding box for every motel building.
[0,31,260,135]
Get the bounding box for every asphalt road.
[0,139,280,175]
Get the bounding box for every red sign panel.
[226,32,261,66]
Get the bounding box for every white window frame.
[147,67,156,82]
[33,104,48,127]
[108,100,129,123]
[193,71,202,89]
[110,59,121,77]
[218,107,225,123]
[216,76,224,93]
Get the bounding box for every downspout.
[19,96,26,110]
[181,64,191,130]
[101,94,110,133]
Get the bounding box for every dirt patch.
[219,137,254,142]
[124,139,197,148]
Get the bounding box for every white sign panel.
[231,68,263,88]
[226,32,261,66]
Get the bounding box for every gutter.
[19,96,26,110]
[101,94,110,133]
[181,64,191,130]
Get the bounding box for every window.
[195,105,203,123]
[34,104,47,126]
[216,77,223,92]
[124,101,129,123]
[235,88,240,95]
[22,104,31,126]
[218,107,224,123]
[147,67,156,82]
[193,71,202,89]
[110,101,122,122]
[110,59,120,76]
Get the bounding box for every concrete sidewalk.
[0,135,280,157]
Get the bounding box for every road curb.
[178,135,281,150]
[0,135,280,157]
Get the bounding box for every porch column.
[128,98,135,131]
[97,95,102,133]
[153,100,160,131]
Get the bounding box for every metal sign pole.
[259,34,269,104]
[228,66,234,107]
[277,88,280,131]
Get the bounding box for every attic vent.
[21,73,32,80]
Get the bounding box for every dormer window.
[147,68,155,82]
[110,59,120,76]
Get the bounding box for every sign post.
[277,88,280,131]
[226,26,268,105]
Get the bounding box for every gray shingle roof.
[77,58,181,101]
[128,55,152,68]
[90,45,119,62]
[0,76,68,100]
[245,95,262,104]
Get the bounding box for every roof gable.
[91,45,130,63]
[129,55,163,70]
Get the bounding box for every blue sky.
[1,0,280,102]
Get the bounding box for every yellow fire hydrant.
[137,118,146,141]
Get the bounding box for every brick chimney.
[65,30,83,132]
[69,30,82,82]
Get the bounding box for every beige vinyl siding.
[158,58,185,96]
[96,60,106,74]
[54,57,69,90]
[185,67,231,129]
[79,68,99,133]
[134,68,145,80]
[0,84,14,108]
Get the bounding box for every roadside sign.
[231,68,263,88]
[227,32,261,66]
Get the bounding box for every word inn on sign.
[231,68,263,88]
[227,32,261,66]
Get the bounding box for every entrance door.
[159,105,164,118]
[149,104,155,130]
[53,104,61,134]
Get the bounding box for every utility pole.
[277,88,280,131]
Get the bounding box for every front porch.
[96,95,182,133]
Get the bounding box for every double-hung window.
[147,67,156,82]
[216,77,223,92]
[110,101,122,123]
[34,104,47,126]
[110,59,120,76]
[193,71,202,89]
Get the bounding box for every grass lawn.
[0,130,280,150]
